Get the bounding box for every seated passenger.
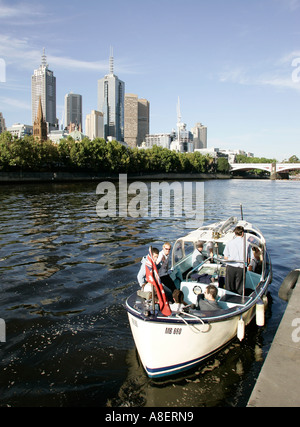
[169,289,186,312]
[137,247,173,301]
[195,284,220,311]
[248,247,262,274]
[137,247,159,291]
[205,241,214,261]
[192,241,205,268]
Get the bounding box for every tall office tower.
[124,94,138,148]
[32,49,57,131]
[98,49,125,141]
[124,94,150,148]
[191,122,207,149]
[138,98,150,146]
[0,112,6,134]
[85,110,104,140]
[65,92,82,131]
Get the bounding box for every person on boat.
[223,226,250,295]
[194,284,220,311]
[248,247,262,274]
[145,247,172,317]
[192,241,205,268]
[169,289,186,312]
[137,247,159,291]
[205,241,214,262]
[157,242,176,294]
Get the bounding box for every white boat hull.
[127,305,256,378]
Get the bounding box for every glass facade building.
[98,53,125,141]
[31,49,57,130]
[65,93,82,131]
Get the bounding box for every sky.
[0,0,300,161]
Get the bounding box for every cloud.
[218,52,300,92]
[271,0,300,11]
[258,76,300,91]
[218,67,250,85]
[275,0,300,11]
[0,34,139,76]
[0,96,31,111]
[0,35,118,74]
[0,0,46,19]
[47,55,110,72]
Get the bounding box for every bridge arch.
[229,162,300,177]
[230,163,273,173]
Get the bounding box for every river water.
[0,178,299,407]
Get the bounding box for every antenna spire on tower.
[177,96,182,124]
[41,48,48,68]
[109,46,114,75]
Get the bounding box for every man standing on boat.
[157,242,176,294]
[223,226,249,295]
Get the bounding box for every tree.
[217,157,230,173]
[288,155,300,163]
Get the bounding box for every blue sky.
[0,0,300,161]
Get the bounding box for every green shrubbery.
[0,132,231,174]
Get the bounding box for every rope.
[175,312,210,334]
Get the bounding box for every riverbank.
[0,171,231,184]
[247,274,300,407]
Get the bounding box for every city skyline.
[0,0,300,160]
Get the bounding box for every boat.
[125,214,272,379]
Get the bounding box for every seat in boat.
[218,293,251,305]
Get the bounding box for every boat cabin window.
[173,240,183,263]
[184,242,194,257]
[173,240,195,264]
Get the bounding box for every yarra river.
[0,178,299,407]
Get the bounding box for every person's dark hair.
[152,247,159,255]
[234,226,244,236]
[206,284,218,300]
[173,289,184,304]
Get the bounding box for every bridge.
[229,163,300,179]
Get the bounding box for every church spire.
[33,96,47,142]
[37,96,44,121]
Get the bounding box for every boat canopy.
[171,217,266,268]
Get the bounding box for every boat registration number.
[165,327,182,335]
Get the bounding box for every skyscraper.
[98,49,125,141]
[124,94,150,147]
[0,112,6,134]
[85,110,104,140]
[32,49,57,131]
[191,123,207,149]
[65,92,82,131]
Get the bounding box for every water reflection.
[110,318,268,407]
